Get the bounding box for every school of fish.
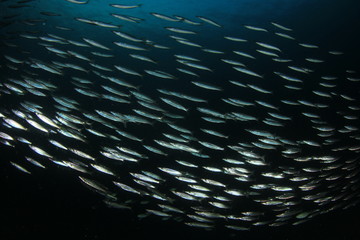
[1,0,360,231]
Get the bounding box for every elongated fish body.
[110,4,142,9]
[233,66,263,78]
[1,0,359,235]
[82,38,110,50]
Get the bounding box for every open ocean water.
[1,0,360,239]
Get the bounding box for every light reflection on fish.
[0,0,360,233]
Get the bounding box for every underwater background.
[1,0,360,239]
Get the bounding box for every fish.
[75,18,119,28]
[191,81,222,91]
[111,13,143,23]
[244,25,268,32]
[177,60,213,72]
[113,41,147,51]
[150,12,180,22]
[165,27,197,34]
[110,4,142,9]
[82,38,110,50]
[196,16,222,27]
[1,0,359,235]
[224,36,248,42]
[160,97,188,112]
[112,30,144,42]
[129,54,157,64]
[65,0,88,4]
[114,65,143,77]
[233,50,256,59]
[271,22,292,31]
[176,39,202,48]
[275,32,295,40]
[233,66,263,78]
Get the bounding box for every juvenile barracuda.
[176,39,202,48]
[130,54,157,64]
[110,4,142,9]
[35,112,60,129]
[233,66,263,78]
[177,60,213,72]
[114,65,143,77]
[113,41,147,51]
[144,70,176,79]
[256,42,282,52]
[271,22,292,31]
[233,50,256,59]
[191,81,222,91]
[82,38,110,50]
[112,31,143,42]
[111,13,143,23]
[160,97,188,112]
[244,25,268,32]
[65,0,88,3]
[3,118,27,130]
[197,16,222,27]
[150,12,180,22]
[165,27,197,34]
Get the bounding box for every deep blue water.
[1,0,360,239]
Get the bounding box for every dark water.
[1,0,360,239]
